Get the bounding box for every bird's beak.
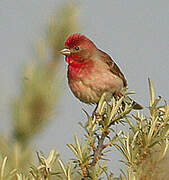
[60,48,71,56]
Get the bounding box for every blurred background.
[0,0,169,176]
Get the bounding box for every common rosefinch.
[60,33,142,110]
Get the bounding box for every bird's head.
[60,33,97,64]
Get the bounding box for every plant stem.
[90,131,108,167]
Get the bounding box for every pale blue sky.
[1,0,169,176]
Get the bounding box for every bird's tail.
[124,96,143,110]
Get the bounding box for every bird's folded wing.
[98,49,128,87]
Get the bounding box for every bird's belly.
[68,67,123,104]
[68,80,100,103]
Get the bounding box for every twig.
[90,131,109,167]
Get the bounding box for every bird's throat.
[66,56,92,69]
[66,56,93,80]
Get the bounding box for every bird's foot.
[92,112,102,120]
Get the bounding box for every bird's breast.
[67,60,94,81]
[67,59,124,104]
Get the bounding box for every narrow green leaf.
[126,133,131,162]
[161,124,169,138]
[113,144,128,161]
[47,149,58,165]
[67,162,72,180]
[126,118,136,132]
[97,92,107,115]
[16,174,22,180]
[74,135,83,160]
[158,138,169,160]
[1,156,7,180]
[58,160,67,177]
[131,131,139,148]
[147,116,158,145]
[67,144,78,158]
[109,97,123,121]
[151,96,161,109]
[148,78,155,107]
[82,108,92,122]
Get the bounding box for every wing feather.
[98,49,127,87]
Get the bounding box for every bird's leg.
[112,92,119,109]
[118,91,124,98]
[92,104,98,119]
[118,92,126,111]
[92,103,102,119]
[112,92,125,112]
[114,91,124,99]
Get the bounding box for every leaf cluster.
[66,79,169,180]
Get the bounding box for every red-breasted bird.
[60,33,142,110]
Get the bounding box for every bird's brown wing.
[98,49,128,87]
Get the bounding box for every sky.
[1,0,169,176]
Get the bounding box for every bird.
[60,33,142,110]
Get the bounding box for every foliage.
[0,78,168,179]
[0,1,80,179]
[12,1,79,144]
[65,79,169,180]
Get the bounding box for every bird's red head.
[60,33,96,64]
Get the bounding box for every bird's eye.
[74,46,79,51]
